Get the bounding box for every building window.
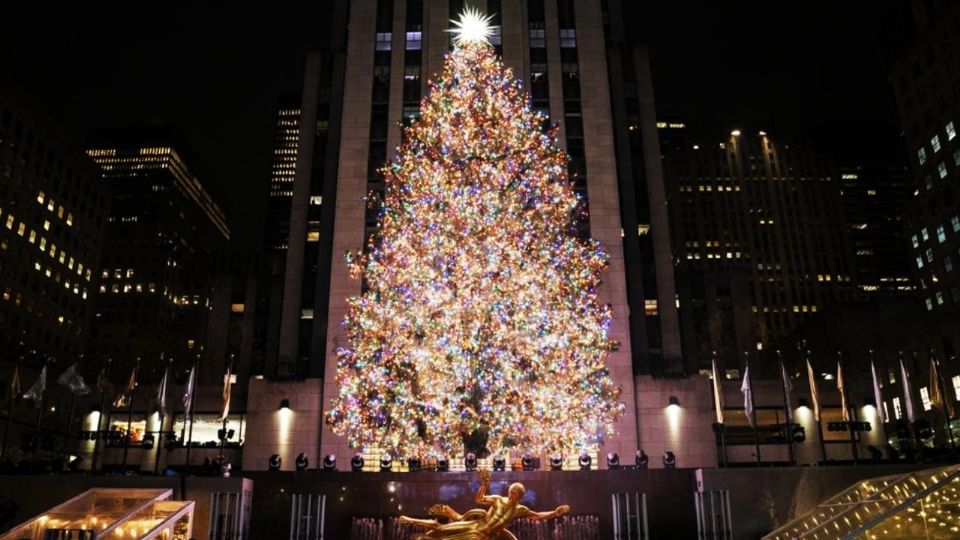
[946,255,954,273]
[953,375,960,401]
[919,147,927,165]
[932,135,942,153]
[559,28,576,48]
[300,309,314,319]
[920,387,932,411]
[952,216,960,233]
[882,400,890,421]
[376,32,392,51]
[916,256,924,269]
[912,234,920,248]
[937,291,945,305]
[893,397,903,419]
[952,286,960,304]
[926,298,933,310]
[309,196,322,206]
[230,303,245,313]
[922,228,930,241]
[926,248,934,263]
[954,149,960,167]
[948,121,957,141]
[939,162,948,179]
[405,31,422,50]
[938,225,947,243]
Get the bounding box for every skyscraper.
[259,0,687,468]
[86,127,230,383]
[263,99,301,255]
[663,127,856,370]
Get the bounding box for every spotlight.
[465,453,477,471]
[351,454,365,472]
[635,450,648,469]
[668,395,680,408]
[663,451,676,469]
[218,428,236,441]
[141,434,155,450]
[268,454,282,471]
[578,452,591,470]
[380,453,393,472]
[279,399,290,411]
[549,454,563,471]
[798,398,810,409]
[521,454,535,471]
[323,454,336,471]
[606,452,620,469]
[406,457,421,472]
[437,457,449,472]
[791,425,806,443]
[493,455,506,471]
[296,453,309,471]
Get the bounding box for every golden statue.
[399,468,570,540]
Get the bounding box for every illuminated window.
[926,298,934,310]
[57,206,64,219]
[66,213,73,226]
[948,121,957,141]
[866,189,877,196]
[953,216,960,233]
[43,220,50,231]
[918,147,927,165]
[937,291,945,305]
[954,149,960,167]
[4,215,13,229]
[16,222,24,236]
[939,162,948,179]
[938,226,947,243]
[893,397,902,419]
[405,31,422,50]
[309,196,322,206]
[230,303,245,313]
[912,234,919,248]
[47,199,54,212]
[126,269,134,278]
[306,231,320,242]
[946,256,954,273]
[644,299,658,316]
[37,191,45,203]
[932,135,942,153]
[28,230,35,243]
[301,309,314,319]
[926,248,934,263]
[375,32,392,51]
[952,375,960,401]
[39,237,46,250]
[920,387,932,411]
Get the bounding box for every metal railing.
[611,492,649,540]
[289,493,326,540]
[695,490,733,540]
[209,491,246,540]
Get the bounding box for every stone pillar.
[242,378,324,471]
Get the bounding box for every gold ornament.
[399,469,570,539]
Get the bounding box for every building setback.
[86,127,230,384]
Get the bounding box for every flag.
[112,367,138,408]
[871,361,886,424]
[780,360,794,425]
[741,365,754,428]
[96,366,112,394]
[837,361,850,422]
[219,364,232,422]
[806,359,822,422]
[899,358,916,423]
[182,365,196,412]
[23,366,46,405]
[711,356,724,424]
[9,365,20,400]
[57,364,91,395]
[930,358,956,419]
[157,365,169,415]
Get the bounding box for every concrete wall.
[635,375,719,469]
[242,377,323,472]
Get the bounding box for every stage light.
[141,434,155,450]
[268,454,282,471]
[635,450,648,469]
[437,457,449,472]
[607,452,620,469]
[731,129,742,137]
[578,452,592,470]
[549,454,563,471]
[668,396,680,408]
[323,454,336,471]
[295,453,309,471]
[465,453,477,471]
[791,425,806,443]
[493,455,506,471]
[380,453,393,472]
[279,399,290,411]
[351,454,365,472]
[407,457,421,472]
[521,454,535,471]
[798,398,810,410]
[663,451,677,469]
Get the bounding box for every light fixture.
[521,454,535,471]
[141,434,155,450]
[731,129,742,137]
[798,398,810,409]
[380,453,393,472]
[606,452,620,469]
[268,454,282,471]
[635,450,649,469]
[465,453,477,471]
[663,451,677,469]
[323,454,336,471]
[406,457,421,472]
[758,130,767,136]
[492,455,506,471]
[578,452,591,470]
[351,453,365,472]
[668,395,680,408]
[279,399,290,411]
[437,457,449,472]
[296,453,309,471]
[549,454,563,471]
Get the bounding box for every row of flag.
[712,355,956,427]
[9,362,232,421]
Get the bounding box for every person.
[399,468,570,540]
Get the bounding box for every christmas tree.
[326,10,623,459]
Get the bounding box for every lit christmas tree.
[326,10,623,459]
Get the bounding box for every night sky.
[0,2,904,248]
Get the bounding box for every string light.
[326,32,623,459]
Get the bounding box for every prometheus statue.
[399,468,570,539]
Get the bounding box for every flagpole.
[712,351,727,467]
[746,351,761,465]
[155,358,172,476]
[63,354,82,469]
[185,355,198,475]
[91,358,111,474]
[31,359,49,463]
[120,359,139,472]
[219,355,233,465]
[1,356,22,462]
[838,352,859,464]
[806,351,827,464]
[777,351,795,466]
[933,355,956,453]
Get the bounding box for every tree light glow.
[449,8,496,44]
[326,33,624,459]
